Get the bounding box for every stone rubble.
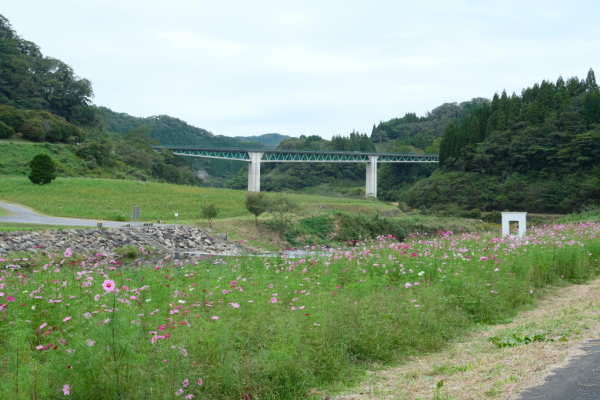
[0,225,243,257]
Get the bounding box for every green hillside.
[405,70,600,214]
[235,133,296,148]
[0,15,96,125]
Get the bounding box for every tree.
[0,121,14,138]
[201,202,219,229]
[265,195,299,237]
[244,192,268,225]
[28,153,57,184]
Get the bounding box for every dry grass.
[334,279,600,400]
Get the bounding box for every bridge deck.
[153,146,439,163]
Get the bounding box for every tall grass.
[0,223,599,398]
[0,177,396,223]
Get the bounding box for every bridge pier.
[247,151,263,192]
[366,156,378,198]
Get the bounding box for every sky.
[3,0,600,139]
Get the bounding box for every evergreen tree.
[585,68,598,91]
[28,153,57,185]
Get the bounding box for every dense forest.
[405,70,600,213]
[0,15,97,126]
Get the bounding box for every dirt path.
[334,279,600,400]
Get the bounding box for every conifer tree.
[28,153,57,185]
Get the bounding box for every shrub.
[20,118,45,141]
[397,201,410,212]
[28,153,57,185]
[265,195,300,237]
[484,211,502,224]
[467,208,482,219]
[336,212,406,242]
[0,106,25,131]
[0,121,14,139]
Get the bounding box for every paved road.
[516,333,600,400]
[0,202,125,228]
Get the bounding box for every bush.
[0,121,14,139]
[336,212,405,242]
[484,210,502,224]
[265,195,300,237]
[0,106,25,131]
[396,201,410,212]
[20,118,45,141]
[466,208,482,219]
[28,153,57,185]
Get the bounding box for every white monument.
[501,212,527,237]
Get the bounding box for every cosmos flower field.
[1,223,600,399]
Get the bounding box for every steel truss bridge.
[153,146,439,198]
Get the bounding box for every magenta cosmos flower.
[102,279,116,292]
[198,378,203,386]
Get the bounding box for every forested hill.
[235,133,296,148]
[405,70,600,214]
[371,98,488,151]
[99,107,267,149]
[0,15,96,126]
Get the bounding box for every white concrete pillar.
[501,212,527,237]
[247,152,263,192]
[366,156,378,198]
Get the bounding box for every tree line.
[408,69,600,214]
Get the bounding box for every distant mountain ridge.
[99,106,267,149]
[235,133,297,148]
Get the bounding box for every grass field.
[1,222,599,399]
[0,206,13,216]
[0,176,397,223]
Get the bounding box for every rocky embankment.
[0,225,243,257]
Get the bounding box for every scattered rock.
[0,226,243,257]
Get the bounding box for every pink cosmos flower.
[211,316,219,320]
[63,317,72,322]
[231,303,240,308]
[405,283,412,288]
[36,345,43,350]
[183,379,189,387]
[64,248,72,258]
[86,339,95,347]
[270,297,277,304]
[102,279,116,292]
[198,378,203,386]
[6,296,15,302]
[185,395,194,399]
[222,290,227,294]
[63,384,70,395]
[122,286,129,291]
[175,389,183,395]
[269,284,273,288]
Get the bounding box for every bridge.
[153,146,439,198]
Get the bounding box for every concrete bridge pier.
[247,151,264,192]
[366,155,378,198]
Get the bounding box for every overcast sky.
[4,1,600,139]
